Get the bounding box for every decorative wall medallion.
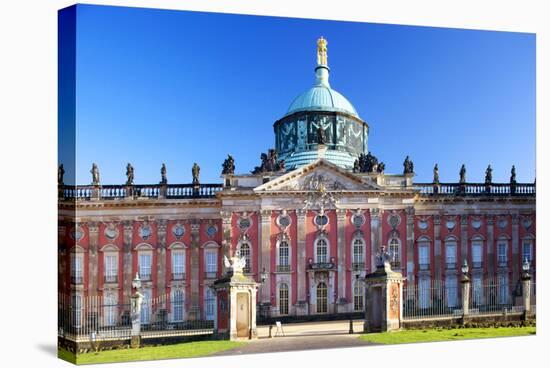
[497,218,508,229]
[206,224,218,237]
[238,216,252,232]
[172,223,185,239]
[471,218,482,230]
[446,219,456,230]
[314,213,329,227]
[277,211,291,229]
[417,219,429,231]
[70,226,84,241]
[139,224,152,240]
[522,217,532,230]
[388,214,401,229]
[104,224,119,240]
[351,213,365,228]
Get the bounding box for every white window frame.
[238,241,252,274]
[498,274,509,305]
[277,240,290,269]
[418,237,430,270]
[103,248,118,283]
[205,249,217,273]
[278,283,290,315]
[316,282,328,314]
[70,251,84,284]
[103,292,117,326]
[445,238,457,268]
[141,288,152,324]
[315,237,329,263]
[522,240,533,263]
[72,294,83,328]
[171,289,185,322]
[445,275,458,308]
[472,237,483,267]
[419,277,430,309]
[353,280,364,311]
[204,288,216,320]
[388,238,400,265]
[497,239,508,265]
[472,275,483,306]
[172,251,185,279]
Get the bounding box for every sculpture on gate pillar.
[130,273,144,348]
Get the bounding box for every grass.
[360,326,536,345]
[58,340,245,365]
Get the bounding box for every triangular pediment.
[254,159,382,192]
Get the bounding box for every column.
[190,220,200,319]
[405,207,415,282]
[88,222,99,295]
[259,209,271,305]
[156,220,167,295]
[296,209,307,315]
[433,214,442,280]
[487,216,495,275]
[220,211,233,273]
[123,221,134,301]
[511,214,520,284]
[370,208,381,271]
[336,209,346,312]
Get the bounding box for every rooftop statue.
[376,162,385,174]
[192,163,200,185]
[403,155,414,174]
[317,36,328,66]
[510,165,517,185]
[58,164,65,185]
[485,165,493,185]
[126,163,134,185]
[433,164,439,184]
[91,163,100,186]
[459,164,467,184]
[251,149,285,174]
[353,152,379,173]
[160,163,167,184]
[221,154,235,175]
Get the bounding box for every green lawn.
[59,340,245,365]
[360,326,535,345]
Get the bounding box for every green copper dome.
[286,82,359,118]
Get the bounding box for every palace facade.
[58,38,536,323]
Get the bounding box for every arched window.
[389,238,400,267]
[279,283,289,315]
[418,237,430,271]
[471,236,483,269]
[315,238,328,263]
[445,237,457,269]
[497,237,508,266]
[316,282,328,313]
[205,288,216,320]
[172,289,184,322]
[278,241,290,271]
[239,243,251,274]
[104,292,117,326]
[141,288,152,324]
[352,238,365,268]
[353,281,364,311]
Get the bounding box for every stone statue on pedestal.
[58,164,65,185]
[433,164,439,184]
[222,154,235,175]
[485,165,493,185]
[403,156,414,174]
[459,164,466,184]
[160,163,167,184]
[192,163,200,185]
[91,163,100,186]
[126,163,134,185]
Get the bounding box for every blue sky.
[65,4,535,185]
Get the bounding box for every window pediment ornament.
[522,217,533,230]
[104,223,119,240]
[497,216,508,229]
[417,217,429,231]
[388,213,401,229]
[314,211,330,230]
[172,223,185,239]
[238,213,252,233]
[351,211,365,228]
[445,216,457,231]
[70,225,84,242]
[471,217,482,230]
[139,223,152,240]
[277,210,292,230]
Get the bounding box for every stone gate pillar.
[363,248,404,333]
[211,253,260,340]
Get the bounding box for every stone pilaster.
[487,216,495,275]
[370,208,381,271]
[405,207,415,282]
[433,214,442,280]
[259,209,272,304]
[512,214,520,283]
[336,209,347,310]
[88,222,99,295]
[157,220,167,294]
[190,220,200,319]
[220,211,233,272]
[123,221,134,301]
[296,209,307,315]
[460,215,469,266]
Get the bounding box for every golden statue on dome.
[317,36,328,66]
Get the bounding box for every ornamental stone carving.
[221,154,235,175]
[251,149,285,174]
[403,156,414,174]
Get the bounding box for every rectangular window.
[71,294,82,328]
[205,251,217,273]
[498,274,509,305]
[445,242,457,268]
[172,252,185,279]
[104,294,117,326]
[205,289,216,320]
[497,242,507,265]
[419,278,430,308]
[71,253,83,284]
[445,276,457,308]
[419,245,429,270]
[354,283,364,311]
[522,241,532,263]
[141,289,152,324]
[472,276,483,307]
[279,285,289,315]
[279,242,289,267]
[104,254,118,283]
[139,254,152,281]
[472,242,483,268]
